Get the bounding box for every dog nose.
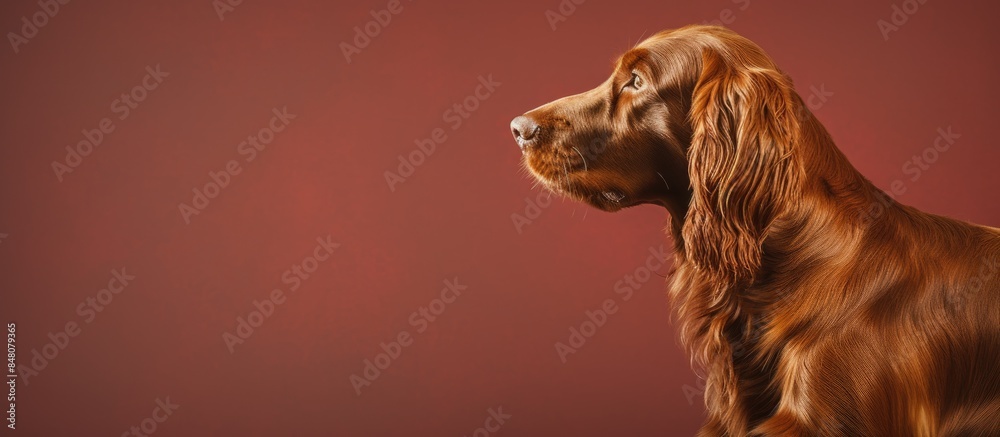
[510,115,540,148]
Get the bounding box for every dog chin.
[525,160,635,212]
[540,179,634,213]
[560,185,634,212]
[584,190,635,212]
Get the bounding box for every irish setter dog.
[511,25,999,436]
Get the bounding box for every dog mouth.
[522,149,634,211]
[601,191,626,202]
[522,148,586,190]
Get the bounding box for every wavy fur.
[515,25,1000,436]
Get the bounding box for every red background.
[1,1,999,435]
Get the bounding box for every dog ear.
[683,48,801,287]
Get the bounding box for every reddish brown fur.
[513,25,1000,436]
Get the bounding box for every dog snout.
[510,115,540,149]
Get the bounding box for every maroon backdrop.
[1,0,998,435]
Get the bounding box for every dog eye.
[630,73,643,89]
[621,72,643,91]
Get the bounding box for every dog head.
[512,25,803,278]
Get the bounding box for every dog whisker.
[508,25,1000,435]
[657,172,671,190]
[561,159,571,193]
[572,146,588,172]
[602,191,625,202]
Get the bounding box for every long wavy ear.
[683,48,801,289]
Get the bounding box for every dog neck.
[665,103,889,434]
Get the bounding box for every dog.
[511,25,1000,436]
